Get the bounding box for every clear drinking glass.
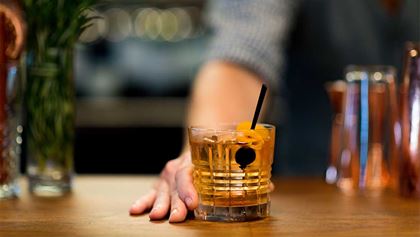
[337,65,399,193]
[0,61,23,199]
[26,47,75,196]
[189,124,275,222]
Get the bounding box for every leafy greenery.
[22,0,95,172]
[22,0,96,65]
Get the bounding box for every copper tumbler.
[400,42,420,198]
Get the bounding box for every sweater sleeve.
[204,0,296,87]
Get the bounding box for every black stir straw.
[235,83,267,170]
[251,84,267,129]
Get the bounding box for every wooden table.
[1,176,419,237]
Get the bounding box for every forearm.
[182,61,268,153]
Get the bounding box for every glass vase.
[25,47,75,196]
[0,60,23,199]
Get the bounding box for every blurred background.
[73,0,207,174]
[67,0,284,175]
[64,0,277,173]
[18,0,417,176]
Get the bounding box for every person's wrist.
[179,145,191,157]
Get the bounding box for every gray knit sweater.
[205,0,296,88]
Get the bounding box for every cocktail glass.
[189,123,275,221]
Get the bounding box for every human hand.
[129,152,198,223]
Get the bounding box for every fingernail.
[131,201,139,208]
[169,208,179,222]
[185,197,193,207]
[171,208,178,217]
[151,204,161,213]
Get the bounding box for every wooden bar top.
[1,176,419,237]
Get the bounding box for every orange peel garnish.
[236,129,264,150]
[236,121,269,150]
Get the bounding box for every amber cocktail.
[189,122,275,221]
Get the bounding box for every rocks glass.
[189,124,275,221]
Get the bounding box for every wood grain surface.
[0,176,419,237]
